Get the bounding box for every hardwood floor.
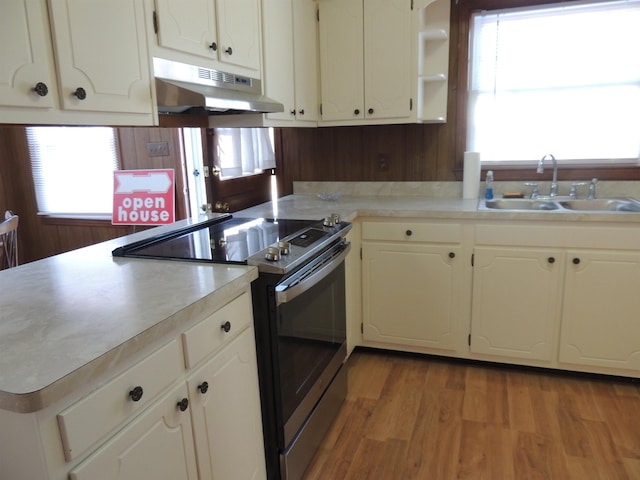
[302,348,640,480]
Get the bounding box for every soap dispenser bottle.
[485,170,494,200]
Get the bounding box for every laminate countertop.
[0,218,257,413]
[4,183,640,413]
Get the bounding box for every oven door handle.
[276,242,351,306]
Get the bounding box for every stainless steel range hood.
[153,58,284,115]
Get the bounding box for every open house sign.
[112,169,175,225]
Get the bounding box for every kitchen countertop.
[0,219,257,413]
[4,181,640,413]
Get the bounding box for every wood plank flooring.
[302,348,640,480]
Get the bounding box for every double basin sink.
[479,197,640,213]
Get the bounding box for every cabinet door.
[363,0,413,120]
[187,328,266,480]
[215,0,261,71]
[318,0,364,121]
[292,0,319,122]
[69,383,198,480]
[362,242,460,350]
[0,0,57,108]
[262,0,296,122]
[470,247,562,362]
[48,0,153,114]
[154,0,217,59]
[559,250,640,371]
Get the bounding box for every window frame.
[455,0,640,182]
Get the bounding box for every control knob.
[323,216,335,227]
[265,246,280,262]
[277,241,291,255]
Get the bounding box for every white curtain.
[468,0,640,164]
[213,128,275,178]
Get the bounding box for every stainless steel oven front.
[252,239,350,480]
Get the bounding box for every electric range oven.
[113,214,351,480]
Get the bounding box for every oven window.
[276,263,346,424]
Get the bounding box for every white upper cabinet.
[0,0,57,109]
[318,0,415,125]
[152,0,261,75]
[48,0,153,115]
[0,0,155,125]
[154,0,218,59]
[262,0,319,126]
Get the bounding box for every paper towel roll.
[463,152,481,199]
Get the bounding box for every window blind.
[468,0,640,164]
[27,127,119,217]
[213,128,276,179]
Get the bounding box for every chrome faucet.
[588,178,598,199]
[537,154,558,197]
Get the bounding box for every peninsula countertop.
[0,218,257,413]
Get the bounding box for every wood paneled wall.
[0,127,187,264]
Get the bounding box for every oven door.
[274,241,350,448]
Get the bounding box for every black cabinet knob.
[73,87,87,100]
[198,381,209,394]
[290,109,296,116]
[225,46,233,55]
[368,108,374,114]
[129,386,143,402]
[221,321,231,333]
[209,42,217,51]
[548,257,555,263]
[573,258,581,265]
[298,109,304,116]
[33,82,49,97]
[405,230,412,236]
[449,252,455,259]
[354,109,360,115]
[177,398,189,412]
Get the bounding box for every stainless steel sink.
[558,198,640,212]
[482,199,560,211]
[480,197,640,212]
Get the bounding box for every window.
[212,128,275,179]
[467,0,640,166]
[27,127,119,218]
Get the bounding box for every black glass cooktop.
[113,217,319,264]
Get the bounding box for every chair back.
[0,211,19,269]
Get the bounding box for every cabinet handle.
[298,109,305,116]
[225,46,233,55]
[129,386,144,402]
[573,258,581,265]
[290,109,296,116]
[368,108,374,114]
[449,252,455,259]
[354,109,360,115]
[73,87,87,100]
[197,381,209,394]
[405,230,412,236]
[548,257,555,263]
[33,82,49,97]
[209,42,217,51]
[177,398,189,412]
[221,321,231,333]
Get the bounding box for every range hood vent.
[153,58,283,115]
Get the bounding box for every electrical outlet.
[146,141,169,157]
[378,155,389,171]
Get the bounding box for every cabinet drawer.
[362,221,462,243]
[57,339,183,462]
[182,291,253,368]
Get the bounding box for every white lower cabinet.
[68,382,198,480]
[559,250,640,371]
[470,247,563,362]
[361,220,470,352]
[187,328,266,480]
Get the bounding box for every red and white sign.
[112,169,175,225]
